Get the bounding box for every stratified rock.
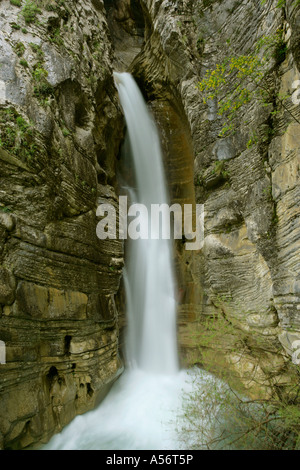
[127,0,300,397]
[0,0,124,449]
[0,267,16,305]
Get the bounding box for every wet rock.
[0,0,124,450]
[0,268,16,305]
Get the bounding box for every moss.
[27,44,54,103]
[213,160,230,179]
[202,0,222,9]
[30,66,54,103]
[32,66,48,82]
[14,41,25,57]
[11,23,21,30]
[21,0,41,24]
[196,36,205,53]
[10,0,22,6]
[0,206,12,213]
[49,27,63,46]
[0,108,37,165]
[34,82,54,101]
[62,127,71,137]
[272,37,288,65]
[20,59,29,68]
[30,42,45,62]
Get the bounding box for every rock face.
[0,0,124,449]
[126,0,300,397]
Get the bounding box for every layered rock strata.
[0,0,124,449]
[128,0,300,397]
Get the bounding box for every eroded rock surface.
[0,0,124,449]
[128,0,300,397]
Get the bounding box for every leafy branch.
[197,28,299,139]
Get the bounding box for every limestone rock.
[0,0,124,450]
[0,267,16,305]
[128,0,300,396]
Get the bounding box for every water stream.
[115,72,178,375]
[44,73,214,451]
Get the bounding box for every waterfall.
[114,72,178,374]
[44,73,214,451]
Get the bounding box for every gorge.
[0,0,299,450]
[43,71,206,450]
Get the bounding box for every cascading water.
[44,73,213,451]
[115,72,178,375]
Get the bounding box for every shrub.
[10,0,22,7]
[0,108,36,164]
[11,23,21,30]
[177,315,300,450]
[21,0,41,24]
[20,58,29,68]
[197,29,299,138]
[179,365,300,450]
[14,41,25,57]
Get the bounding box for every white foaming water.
[44,73,213,451]
[44,369,200,450]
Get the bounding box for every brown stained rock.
[87,293,117,322]
[0,213,15,232]
[13,282,88,320]
[0,0,124,450]
[48,289,88,320]
[13,282,48,319]
[128,0,300,397]
[0,268,16,305]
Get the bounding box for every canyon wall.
[0,0,124,449]
[129,0,300,397]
